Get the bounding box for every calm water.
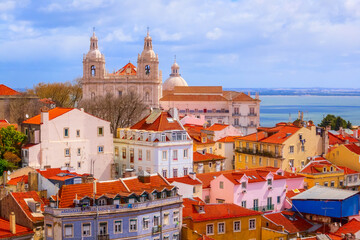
[260,95,360,127]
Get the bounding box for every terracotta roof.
[0,84,20,96]
[223,91,257,101]
[299,160,342,174]
[205,123,229,131]
[7,175,28,186]
[263,211,314,234]
[58,174,174,208]
[338,166,359,174]
[160,94,228,102]
[344,144,360,155]
[0,217,34,238]
[22,143,38,149]
[183,198,261,222]
[130,111,183,131]
[328,132,346,146]
[238,125,300,144]
[36,168,84,182]
[109,62,137,76]
[334,218,360,236]
[0,120,8,123]
[11,191,45,223]
[193,152,225,162]
[167,175,202,186]
[217,136,241,143]
[23,107,74,124]
[173,86,223,94]
[286,189,306,199]
[196,171,227,188]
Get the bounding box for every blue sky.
[1,0,360,89]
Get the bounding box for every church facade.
[81,31,162,108]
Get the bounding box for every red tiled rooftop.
[0,84,20,96]
[167,175,202,186]
[205,123,229,131]
[23,107,74,125]
[338,166,359,174]
[0,217,33,238]
[11,191,45,223]
[108,62,137,76]
[286,189,306,199]
[193,152,225,162]
[217,136,241,143]
[334,218,360,236]
[36,168,84,181]
[131,111,183,131]
[344,144,360,155]
[183,198,261,222]
[299,160,342,174]
[263,211,313,234]
[7,175,28,186]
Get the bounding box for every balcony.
[248,113,257,117]
[235,148,282,159]
[248,124,258,128]
[152,225,162,234]
[252,204,274,212]
[98,234,109,240]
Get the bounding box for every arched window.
[145,65,150,75]
[145,92,150,102]
[91,65,96,77]
[91,92,95,99]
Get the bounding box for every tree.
[31,78,82,108]
[9,93,43,127]
[78,93,148,136]
[318,114,352,130]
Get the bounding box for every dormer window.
[98,198,107,206]
[267,179,272,185]
[161,134,166,142]
[323,167,327,173]
[241,182,247,189]
[330,166,334,172]
[161,191,167,199]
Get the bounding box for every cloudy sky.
[1,0,360,89]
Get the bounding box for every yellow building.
[235,122,326,172]
[326,143,360,172]
[183,124,217,154]
[182,197,262,240]
[193,152,225,174]
[298,157,344,189]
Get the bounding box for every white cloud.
[206,27,222,40]
[104,29,133,42]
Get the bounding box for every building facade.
[114,109,193,178]
[44,173,182,240]
[22,107,114,180]
[81,31,162,108]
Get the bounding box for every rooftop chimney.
[9,212,16,234]
[138,170,150,183]
[40,107,50,125]
[189,172,196,180]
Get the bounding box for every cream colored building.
[81,31,162,108]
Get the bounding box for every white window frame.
[206,223,214,235]
[249,219,256,230]
[162,151,167,161]
[98,126,104,136]
[98,146,104,153]
[173,150,178,160]
[142,217,150,230]
[82,222,91,237]
[64,128,69,138]
[46,224,53,238]
[233,221,241,232]
[218,222,225,234]
[129,218,137,232]
[64,148,70,157]
[64,224,73,238]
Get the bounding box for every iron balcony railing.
[152,225,162,234]
[252,204,274,212]
[235,148,282,159]
[97,234,110,240]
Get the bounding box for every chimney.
[40,107,50,124]
[138,170,150,183]
[93,181,97,195]
[169,108,179,120]
[124,169,136,178]
[28,171,38,192]
[9,212,16,234]
[189,172,196,180]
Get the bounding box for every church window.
[91,65,96,77]
[145,65,150,75]
[145,92,150,102]
[91,92,95,99]
[118,91,122,97]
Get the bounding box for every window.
[173,233,179,240]
[64,128,69,138]
[206,224,214,235]
[234,118,239,125]
[301,145,305,152]
[209,147,213,154]
[249,219,256,230]
[46,224,53,237]
[340,180,343,187]
[219,143,222,149]
[146,150,151,161]
[98,146,104,153]
[331,181,335,187]
[234,221,241,232]
[162,151,167,160]
[98,127,104,136]
[267,179,272,185]
[183,168,188,176]
[259,157,262,166]
[245,155,248,163]
[218,222,225,234]
[184,148,189,158]
[129,219,137,232]
[173,150,178,160]
[114,147,119,156]
[98,198,106,206]
[173,169,178,178]
[91,65,96,76]
[253,199,258,210]
[241,182,247,189]
[65,148,70,157]
[173,211,179,223]
[289,159,294,168]
[241,201,246,208]
[77,162,81,168]
[219,181,224,189]
[114,220,122,233]
[246,142,249,150]
[163,213,169,225]
[162,169,167,178]
[267,197,272,209]
[64,224,73,238]
[289,145,294,153]
[143,218,149,230]
[99,222,107,235]
[154,216,160,226]
[77,148,81,156]
[76,129,80,137]
[277,196,281,204]
[252,156,255,164]
[122,148,126,159]
[324,182,329,187]
[161,134,166,142]
[209,162,212,168]
[130,148,134,163]
[138,149,142,160]
[82,223,91,237]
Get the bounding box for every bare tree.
[9,94,43,127]
[79,93,148,136]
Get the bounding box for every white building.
[22,107,113,180]
[113,108,193,178]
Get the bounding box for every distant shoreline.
[225,88,360,96]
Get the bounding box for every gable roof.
[109,62,137,76]
[205,123,229,131]
[183,198,261,222]
[57,174,174,208]
[11,191,45,223]
[0,84,20,96]
[167,175,202,186]
[130,111,183,131]
[344,144,360,155]
[217,136,240,143]
[23,107,74,125]
[193,152,225,162]
[263,211,314,234]
[334,218,360,236]
[291,185,359,201]
[7,175,28,186]
[0,217,34,239]
[36,168,85,182]
[299,159,342,174]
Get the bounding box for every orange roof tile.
[183,198,261,222]
[109,62,137,76]
[344,144,360,155]
[167,175,202,186]
[338,166,359,174]
[193,152,225,162]
[11,191,45,223]
[204,123,229,131]
[0,217,34,238]
[0,84,20,96]
[7,175,28,186]
[23,107,74,125]
[286,189,306,199]
[217,136,241,143]
[160,94,228,102]
[130,111,183,131]
[299,160,341,174]
[328,132,346,146]
[263,211,314,234]
[238,125,300,144]
[334,218,360,236]
[36,168,84,181]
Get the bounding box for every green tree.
[318,114,352,130]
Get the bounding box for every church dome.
[86,31,103,59]
[163,59,188,91]
[86,49,102,59]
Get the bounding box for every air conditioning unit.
[242,190,247,193]
[268,186,273,190]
